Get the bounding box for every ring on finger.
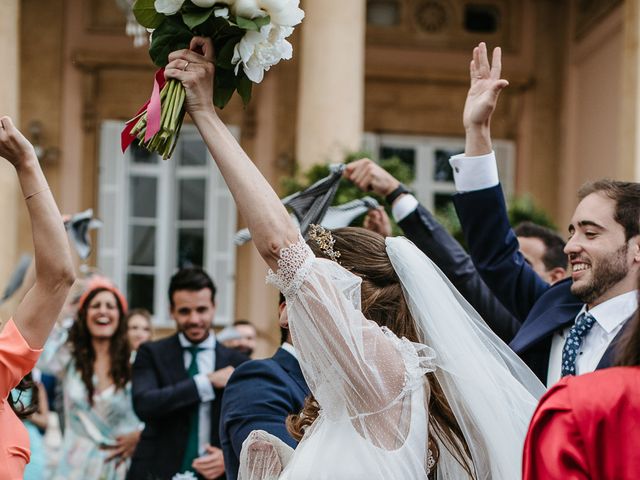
[183,61,190,71]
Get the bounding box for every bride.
[164,38,545,479]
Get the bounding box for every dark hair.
[514,221,567,270]
[278,293,288,345]
[287,227,474,477]
[68,287,131,405]
[615,275,640,366]
[168,268,216,307]
[8,372,39,419]
[578,180,640,241]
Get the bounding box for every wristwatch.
[385,183,411,204]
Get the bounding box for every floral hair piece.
[308,224,341,263]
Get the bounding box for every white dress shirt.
[447,151,640,386]
[179,332,216,455]
[391,194,420,223]
[280,341,298,360]
[546,291,638,385]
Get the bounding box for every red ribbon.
[121,68,167,153]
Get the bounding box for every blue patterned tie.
[561,312,596,377]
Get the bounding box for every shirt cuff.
[392,194,419,222]
[193,373,215,402]
[449,151,499,192]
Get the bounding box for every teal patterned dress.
[39,330,142,480]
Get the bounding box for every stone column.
[295,0,366,170]
[0,0,21,312]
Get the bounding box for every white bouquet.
[122,0,304,159]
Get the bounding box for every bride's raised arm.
[165,38,434,422]
[165,37,299,272]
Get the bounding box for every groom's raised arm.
[450,43,549,322]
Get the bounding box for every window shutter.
[97,121,128,288]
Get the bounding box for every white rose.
[232,0,263,20]
[154,0,186,15]
[232,25,293,83]
[192,0,235,7]
[232,0,303,27]
[257,0,304,27]
[214,7,230,18]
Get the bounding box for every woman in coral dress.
[0,115,74,479]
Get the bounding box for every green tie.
[180,345,203,473]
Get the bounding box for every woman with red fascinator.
[39,277,142,480]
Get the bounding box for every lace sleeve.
[266,234,315,298]
[238,430,293,480]
[266,235,435,449]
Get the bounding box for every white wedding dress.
[238,235,545,480]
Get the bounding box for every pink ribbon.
[121,68,167,153]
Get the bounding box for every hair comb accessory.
[308,224,341,263]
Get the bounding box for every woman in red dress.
[522,274,640,479]
[0,116,75,479]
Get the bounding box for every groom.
[220,295,310,479]
[450,42,640,385]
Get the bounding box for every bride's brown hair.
[286,227,475,477]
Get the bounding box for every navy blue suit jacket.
[398,202,521,342]
[453,185,630,382]
[128,334,248,480]
[220,347,310,480]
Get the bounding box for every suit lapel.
[214,341,230,370]
[510,303,581,353]
[165,334,189,382]
[273,348,310,395]
[596,312,636,369]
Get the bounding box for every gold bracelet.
[24,187,50,201]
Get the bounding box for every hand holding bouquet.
[122,0,304,159]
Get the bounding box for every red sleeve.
[0,319,42,399]
[522,378,589,480]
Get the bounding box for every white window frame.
[363,132,515,208]
[98,121,238,327]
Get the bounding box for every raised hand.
[165,37,216,117]
[344,158,399,197]
[463,42,509,130]
[0,116,37,169]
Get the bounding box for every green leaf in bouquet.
[237,74,253,106]
[215,39,240,69]
[196,15,230,38]
[213,68,237,109]
[182,7,214,29]
[235,16,259,31]
[253,15,271,29]
[149,16,193,67]
[213,85,235,109]
[133,0,165,29]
